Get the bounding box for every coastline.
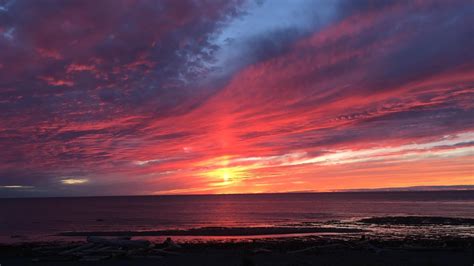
[1,233,472,266]
[1,216,473,265]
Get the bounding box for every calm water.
[1,191,473,242]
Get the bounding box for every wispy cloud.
[60,179,89,185]
[0,185,34,189]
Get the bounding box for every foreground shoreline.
[56,216,474,237]
[1,234,473,266]
[1,216,473,265]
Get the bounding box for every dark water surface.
[1,191,473,242]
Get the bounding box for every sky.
[0,0,473,197]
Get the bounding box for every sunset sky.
[0,0,473,197]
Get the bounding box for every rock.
[59,243,96,255]
[252,248,272,254]
[241,257,256,266]
[80,255,110,261]
[87,236,150,248]
[163,237,181,249]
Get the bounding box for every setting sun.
[205,167,235,185]
[223,171,230,183]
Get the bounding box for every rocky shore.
[1,216,472,265]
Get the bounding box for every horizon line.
[1,185,473,199]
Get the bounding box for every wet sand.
[59,226,364,237]
[359,216,474,226]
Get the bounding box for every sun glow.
[223,170,231,182]
[202,163,249,186]
[206,167,237,185]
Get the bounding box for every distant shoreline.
[1,187,473,199]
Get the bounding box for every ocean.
[1,191,473,243]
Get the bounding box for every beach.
[1,216,473,265]
[1,232,473,265]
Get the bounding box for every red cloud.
[38,76,75,87]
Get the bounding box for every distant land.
[1,185,473,199]
[335,185,474,192]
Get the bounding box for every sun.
[198,156,251,186]
[213,167,233,183]
[203,166,247,186]
[223,170,231,182]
